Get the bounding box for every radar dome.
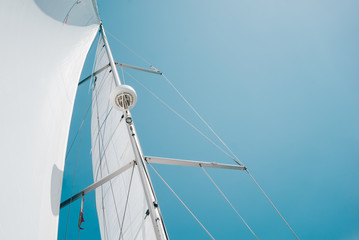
[110,85,137,111]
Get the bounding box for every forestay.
[0,0,99,239]
[91,35,160,240]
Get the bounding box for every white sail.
[0,0,99,239]
[91,32,167,239]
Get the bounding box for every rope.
[201,167,259,240]
[148,163,215,240]
[63,0,81,24]
[246,170,300,240]
[77,224,81,240]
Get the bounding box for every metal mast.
[99,24,169,240]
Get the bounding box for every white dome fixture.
[110,85,137,111]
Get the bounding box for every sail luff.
[91,25,168,240]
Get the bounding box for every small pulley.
[110,85,137,111]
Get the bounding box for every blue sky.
[59,0,359,239]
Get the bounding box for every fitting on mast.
[110,85,137,111]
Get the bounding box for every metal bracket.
[60,160,135,209]
[115,62,162,75]
[145,156,246,170]
[78,63,110,86]
[78,62,162,87]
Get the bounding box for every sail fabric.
[91,36,158,240]
[0,0,99,239]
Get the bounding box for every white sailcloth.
[91,36,159,240]
[0,0,99,239]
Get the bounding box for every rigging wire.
[65,33,101,239]
[64,102,91,161]
[124,70,236,161]
[201,167,259,240]
[118,164,136,240]
[65,49,106,160]
[246,169,300,240]
[64,80,92,240]
[92,41,113,239]
[64,38,99,237]
[125,70,299,239]
[105,32,300,239]
[94,83,110,240]
[91,106,113,151]
[106,30,151,66]
[94,78,123,232]
[147,163,215,240]
[162,74,242,165]
[162,74,300,239]
[93,114,124,180]
[63,0,81,24]
[92,33,139,240]
[65,67,110,162]
[104,31,241,165]
[90,69,113,149]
